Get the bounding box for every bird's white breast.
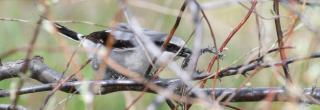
[109,47,150,74]
[81,38,178,79]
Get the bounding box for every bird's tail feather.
[54,23,83,41]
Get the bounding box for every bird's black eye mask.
[85,31,135,49]
[85,30,192,57]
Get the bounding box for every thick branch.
[0,79,180,96]
[0,104,26,110]
[1,56,320,104]
[0,56,72,83]
[0,80,319,104]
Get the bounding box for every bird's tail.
[54,23,83,41]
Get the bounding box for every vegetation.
[1,0,320,110]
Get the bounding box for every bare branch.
[1,56,320,104]
[0,104,27,110]
[0,80,319,104]
[194,52,320,80]
[0,56,69,83]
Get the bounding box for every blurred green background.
[1,0,320,110]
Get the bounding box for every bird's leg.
[179,48,192,69]
[181,47,223,69]
[181,55,191,69]
[200,46,223,59]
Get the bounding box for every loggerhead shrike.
[53,23,192,80]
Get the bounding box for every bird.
[53,23,192,80]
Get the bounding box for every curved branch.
[0,56,73,83]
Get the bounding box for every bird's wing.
[111,23,185,46]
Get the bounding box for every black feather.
[54,23,81,41]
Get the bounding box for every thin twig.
[273,0,293,83]
[38,59,91,110]
[0,17,107,28]
[55,20,108,27]
[196,52,320,80]
[0,18,31,23]
[202,0,258,100]
[144,1,187,76]
[38,37,84,110]
[126,1,188,109]
[187,1,220,109]
[206,0,257,73]
[11,17,43,109]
